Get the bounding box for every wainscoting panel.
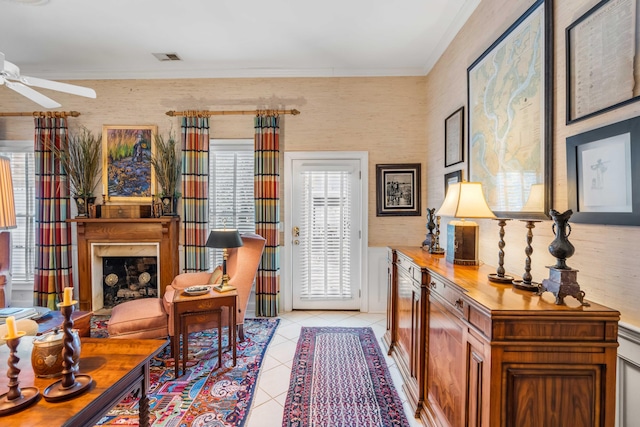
[367,247,389,313]
[617,322,640,427]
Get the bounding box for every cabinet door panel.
[428,295,465,427]
[505,366,600,427]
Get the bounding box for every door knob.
[292,226,300,237]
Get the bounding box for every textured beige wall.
[425,0,640,326]
[0,76,427,248]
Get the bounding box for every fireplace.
[91,243,159,310]
[70,217,180,312]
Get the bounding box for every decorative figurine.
[488,218,514,283]
[538,209,589,306]
[422,208,436,251]
[512,219,542,291]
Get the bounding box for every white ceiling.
[0,0,479,81]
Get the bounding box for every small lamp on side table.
[205,228,244,292]
[436,182,496,266]
[0,156,17,307]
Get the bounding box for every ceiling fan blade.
[4,80,61,108]
[20,75,96,98]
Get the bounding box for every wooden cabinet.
[393,250,428,416]
[387,247,620,427]
[383,247,396,354]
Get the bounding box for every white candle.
[5,315,18,339]
[63,287,73,306]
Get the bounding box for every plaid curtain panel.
[33,116,74,309]
[254,114,280,317]
[181,116,210,272]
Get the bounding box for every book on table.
[0,307,39,323]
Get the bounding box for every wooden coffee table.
[172,288,237,377]
[0,337,167,426]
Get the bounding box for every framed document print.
[566,0,640,123]
[445,107,464,167]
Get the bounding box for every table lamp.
[205,228,243,292]
[522,183,544,212]
[436,182,496,265]
[0,156,17,307]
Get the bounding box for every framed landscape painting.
[102,125,157,203]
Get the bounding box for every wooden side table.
[172,288,237,378]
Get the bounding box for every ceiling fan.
[0,52,96,108]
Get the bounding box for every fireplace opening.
[102,256,158,309]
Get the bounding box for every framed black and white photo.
[444,170,462,196]
[376,164,421,216]
[445,107,464,167]
[567,116,640,225]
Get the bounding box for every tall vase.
[74,196,96,218]
[548,209,575,269]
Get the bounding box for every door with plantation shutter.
[291,159,361,310]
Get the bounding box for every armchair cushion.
[108,298,168,339]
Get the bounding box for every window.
[209,139,255,266]
[0,142,36,283]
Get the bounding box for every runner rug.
[92,317,279,427]
[282,327,410,427]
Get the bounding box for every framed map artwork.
[467,0,553,219]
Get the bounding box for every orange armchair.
[162,233,265,340]
[108,233,265,341]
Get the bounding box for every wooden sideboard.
[69,217,180,311]
[384,246,620,427]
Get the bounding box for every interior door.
[290,158,361,310]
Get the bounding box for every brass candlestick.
[0,333,40,415]
[512,219,542,291]
[488,218,514,283]
[43,302,94,402]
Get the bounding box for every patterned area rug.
[92,317,279,427]
[282,327,409,427]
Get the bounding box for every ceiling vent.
[152,53,182,62]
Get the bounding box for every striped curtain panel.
[33,117,74,309]
[254,114,280,317]
[181,116,210,272]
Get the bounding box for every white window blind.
[299,170,352,299]
[0,144,35,283]
[209,140,255,267]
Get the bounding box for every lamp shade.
[436,182,496,219]
[205,229,243,249]
[0,156,17,230]
[522,183,544,212]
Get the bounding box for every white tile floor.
[244,310,423,427]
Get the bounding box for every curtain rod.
[165,109,300,117]
[0,111,82,118]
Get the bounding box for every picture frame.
[376,163,421,216]
[444,170,462,196]
[102,125,157,203]
[467,0,552,219]
[566,0,640,124]
[566,116,640,225]
[444,107,464,167]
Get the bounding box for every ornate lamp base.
[539,267,590,306]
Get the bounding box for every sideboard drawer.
[429,275,465,314]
